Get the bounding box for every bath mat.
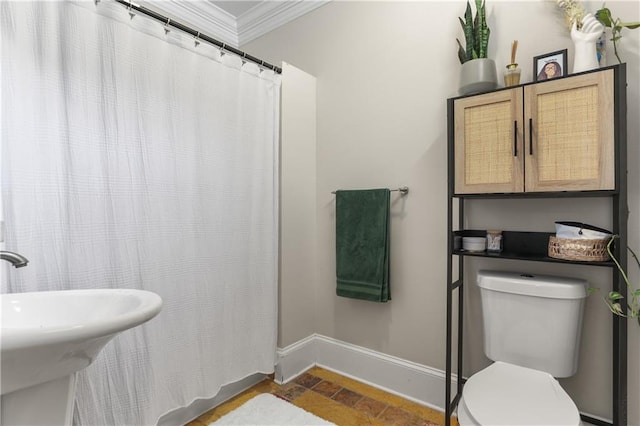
[210,393,335,425]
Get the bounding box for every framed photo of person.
[533,49,568,82]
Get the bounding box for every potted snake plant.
[456,0,498,95]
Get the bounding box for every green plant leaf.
[610,302,625,316]
[473,6,480,58]
[463,1,474,62]
[619,21,640,29]
[458,16,466,32]
[595,8,613,27]
[456,39,467,64]
[483,1,489,57]
[608,291,624,301]
[482,27,490,58]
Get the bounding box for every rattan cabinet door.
[453,89,524,194]
[524,70,614,192]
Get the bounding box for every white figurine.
[571,13,604,73]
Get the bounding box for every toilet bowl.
[457,362,581,426]
[461,271,588,425]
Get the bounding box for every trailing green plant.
[456,0,490,64]
[596,235,640,326]
[557,1,639,64]
[594,6,640,64]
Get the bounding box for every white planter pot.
[459,58,498,96]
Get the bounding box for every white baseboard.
[276,334,457,412]
[274,334,318,384]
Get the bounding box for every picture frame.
[533,49,568,82]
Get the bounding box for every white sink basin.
[1,289,162,395]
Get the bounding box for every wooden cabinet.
[445,64,627,426]
[453,69,615,194]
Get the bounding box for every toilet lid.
[463,362,580,425]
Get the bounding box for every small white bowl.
[463,237,486,252]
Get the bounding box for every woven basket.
[548,236,611,262]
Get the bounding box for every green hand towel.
[335,189,390,302]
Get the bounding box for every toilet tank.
[477,270,588,378]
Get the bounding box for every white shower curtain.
[1,2,279,424]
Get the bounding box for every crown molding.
[236,0,330,46]
[140,1,330,49]
[146,1,239,47]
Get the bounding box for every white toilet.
[457,270,588,426]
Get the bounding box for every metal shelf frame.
[444,64,628,426]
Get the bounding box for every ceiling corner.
[236,0,330,46]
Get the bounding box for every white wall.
[280,63,318,346]
[245,1,640,422]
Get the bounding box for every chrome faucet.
[1,251,29,268]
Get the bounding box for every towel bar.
[331,186,409,195]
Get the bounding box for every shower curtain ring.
[164,18,171,35]
[194,32,201,47]
[219,43,226,56]
[127,0,135,19]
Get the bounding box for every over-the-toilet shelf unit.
[445,64,628,426]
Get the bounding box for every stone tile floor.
[187,366,459,426]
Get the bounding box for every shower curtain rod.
[112,0,282,74]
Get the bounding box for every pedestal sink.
[1,289,163,425]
